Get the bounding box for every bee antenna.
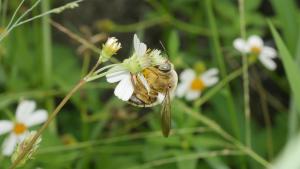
[159,40,169,58]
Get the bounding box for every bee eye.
[158,63,171,73]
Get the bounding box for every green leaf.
[268,21,300,113]
[245,0,261,11]
[269,0,299,54]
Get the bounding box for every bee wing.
[161,90,171,137]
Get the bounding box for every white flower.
[0,100,48,156]
[100,37,121,62]
[233,35,277,71]
[176,68,219,100]
[106,34,150,101]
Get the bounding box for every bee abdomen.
[129,73,159,107]
[129,92,158,107]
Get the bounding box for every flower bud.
[194,62,206,74]
[100,37,121,62]
[53,1,81,14]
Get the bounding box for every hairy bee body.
[129,63,178,107]
[129,61,177,137]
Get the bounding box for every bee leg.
[131,74,138,85]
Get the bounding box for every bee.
[129,60,178,137]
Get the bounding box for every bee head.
[158,62,171,73]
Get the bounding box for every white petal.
[24,110,48,127]
[137,73,150,93]
[201,68,219,79]
[185,90,201,101]
[133,34,147,57]
[16,100,36,122]
[106,70,130,83]
[202,76,219,87]
[259,55,277,71]
[248,35,263,48]
[233,38,249,53]
[0,120,13,135]
[176,81,190,98]
[261,46,277,58]
[133,34,140,50]
[114,74,134,101]
[179,69,195,82]
[2,133,17,156]
[201,68,219,87]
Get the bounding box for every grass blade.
[269,0,299,54]
[268,21,300,114]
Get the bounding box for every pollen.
[190,78,205,91]
[13,123,27,135]
[250,46,261,55]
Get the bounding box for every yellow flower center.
[13,123,27,135]
[190,78,205,91]
[250,46,261,55]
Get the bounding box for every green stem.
[0,0,34,41]
[252,69,274,159]
[15,0,42,27]
[288,30,300,138]
[9,80,86,169]
[42,0,56,133]
[86,64,126,82]
[0,0,81,42]
[85,72,108,82]
[81,52,91,77]
[4,0,26,30]
[93,63,119,74]
[14,0,82,28]
[238,0,251,148]
[9,58,103,168]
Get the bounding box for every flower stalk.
[9,79,86,169]
[9,58,108,168]
[238,0,251,149]
[0,0,82,42]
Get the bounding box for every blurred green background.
[1,0,300,168]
